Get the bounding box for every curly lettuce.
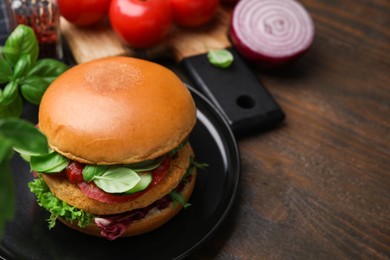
[28,177,94,229]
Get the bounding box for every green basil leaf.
[207,49,234,69]
[19,58,68,105]
[170,191,191,209]
[0,83,23,118]
[4,25,39,66]
[127,157,164,172]
[82,165,109,182]
[0,118,48,155]
[30,151,70,173]
[18,152,32,163]
[123,173,152,194]
[0,144,15,237]
[93,167,141,193]
[168,139,188,156]
[27,58,68,81]
[12,53,32,80]
[0,136,13,163]
[0,58,12,84]
[0,95,23,118]
[20,77,49,105]
[184,157,207,178]
[0,81,19,106]
[191,159,208,170]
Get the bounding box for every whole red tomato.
[59,0,111,26]
[109,0,173,49]
[170,0,220,28]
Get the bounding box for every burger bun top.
[38,56,196,164]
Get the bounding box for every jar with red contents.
[9,0,63,59]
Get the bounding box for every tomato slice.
[78,157,171,204]
[150,156,171,186]
[65,161,84,183]
[78,181,144,203]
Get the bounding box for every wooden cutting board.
[60,8,232,64]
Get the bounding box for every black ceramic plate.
[0,87,240,260]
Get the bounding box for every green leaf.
[93,167,141,193]
[0,139,15,237]
[0,81,19,106]
[0,136,13,163]
[28,178,94,228]
[19,59,68,105]
[20,77,50,105]
[0,58,12,84]
[30,151,70,173]
[191,160,208,170]
[183,157,208,179]
[0,118,48,155]
[27,58,68,81]
[168,140,188,156]
[82,165,109,182]
[123,173,152,194]
[170,191,191,209]
[19,152,32,163]
[0,74,23,119]
[127,157,164,172]
[12,53,32,80]
[4,25,39,66]
[207,49,234,69]
[0,92,22,119]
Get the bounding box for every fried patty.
[58,169,197,237]
[42,144,194,215]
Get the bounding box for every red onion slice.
[230,0,315,69]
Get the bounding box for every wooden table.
[23,0,387,258]
[189,0,390,259]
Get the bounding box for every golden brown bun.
[42,144,194,215]
[58,170,196,238]
[38,56,196,164]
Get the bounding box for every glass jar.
[9,0,63,59]
[0,0,16,45]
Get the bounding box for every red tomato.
[169,0,220,28]
[109,0,173,49]
[59,0,111,27]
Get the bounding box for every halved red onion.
[230,0,315,69]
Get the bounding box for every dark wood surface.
[191,0,390,259]
[14,0,387,259]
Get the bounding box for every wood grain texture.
[189,0,390,259]
[60,0,389,258]
[61,8,231,64]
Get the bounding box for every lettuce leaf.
[28,177,94,228]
